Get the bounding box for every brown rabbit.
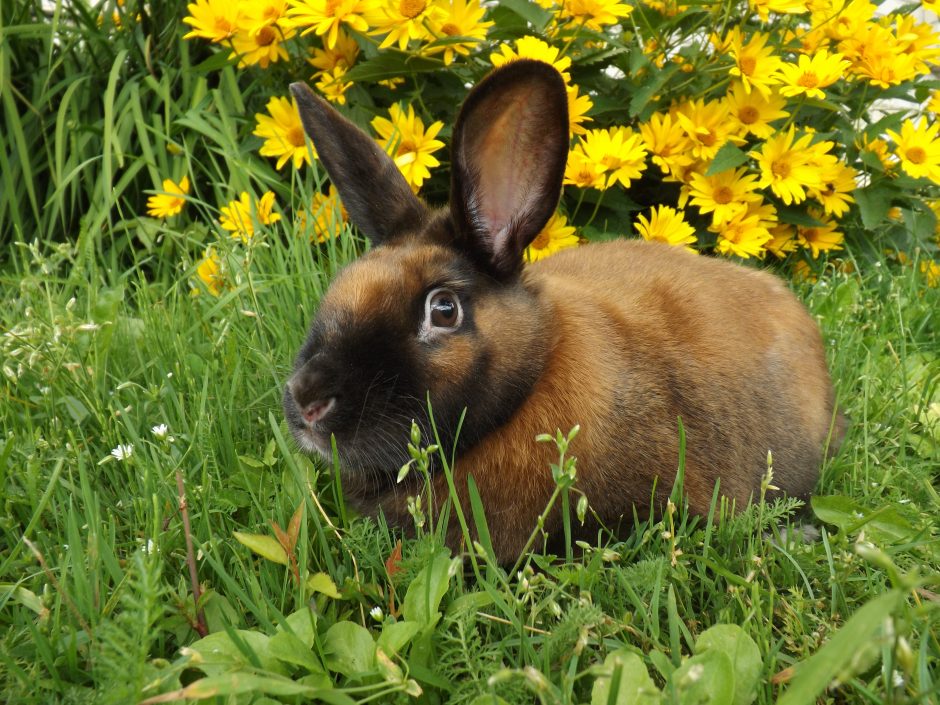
[283,60,844,563]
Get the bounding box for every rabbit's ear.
[450,60,569,279]
[290,82,428,244]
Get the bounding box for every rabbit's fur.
[284,60,845,562]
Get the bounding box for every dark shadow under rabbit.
[283,60,845,563]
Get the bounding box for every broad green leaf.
[307,572,341,599]
[402,551,458,629]
[344,51,443,83]
[186,630,284,676]
[469,696,512,705]
[778,590,903,705]
[812,495,914,543]
[705,143,750,176]
[673,650,735,705]
[498,0,553,29]
[376,620,422,655]
[323,621,376,677]
[591,649,661,705]
[233,531,288,565]
[268,630,323,673]
[855,186,894,229]
[276,607,318,647]
[695,625,762,705]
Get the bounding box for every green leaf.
[778,590,904,705]
[343,51,444,83]
[402,551,458,629]
[705,143,750,176]
[630,65,680,116]
[591,649,661,705]
[268,630,323,673]
[233,532,288,565]
[812,495,915,543]
[695,625,762,705]
[673,650,735,705]
[855,186,894,229]
[186,630,284,676]
[498,0,553,29]
[306,572,341,599]
[323,621,376,677]
[376,620,422,656]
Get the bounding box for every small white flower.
[76,323,100,332]
[370,606,384,622]
[111,444,134,461]
[151,424,169,440]
[144,538,157,554]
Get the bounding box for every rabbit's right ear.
[290,82,428,245]
[450,60,569,279]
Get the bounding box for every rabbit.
[283,59,845,563]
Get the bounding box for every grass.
[0,221,938,703]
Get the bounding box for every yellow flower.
[728,31,783,99]
[859,134,894,171]
[725,82,788,139]
[639,111,694,177]
[146,176,189,219]
[885,119,940,184]
[749,0,808,21]
[814,0,875,43]
[183,0,242,42]
[195,249,225,296]
[920,260,940,288]
[674,98,742,162]
[254,96,313,170]
[369,0,446,51]
[490,36,572,83]
[308,29,360,72]
[371,103,445,191]
[286,0,376,48]
[579,127,648,189]
[566,84,593,136]
[525,212,580,262]
[808,161,857,218]
[230,22,295,68]
[563,148,607,189]
[795,209,844,257]
[686,168,763,226]
[711,212,772,258]
[219,191,281,242]
[751,126,826,205]
[315,66,354,104]
[556,0,632,31]
[765,222,798,257]
[777,50,850,100]
[425,0,492,65]
[635,205,698,252]
[298,186,348,242]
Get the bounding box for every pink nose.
[302,397,335,425]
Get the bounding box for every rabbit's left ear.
[290,82,428,245]
[450,60,569,279]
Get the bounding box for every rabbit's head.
[283,61,570,491]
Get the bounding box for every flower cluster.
[172,0,940,283]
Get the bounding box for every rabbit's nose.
[300,397,336,425]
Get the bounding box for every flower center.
[399,0,426,18]
[699,130,716,147]
[215,17,235,36]
[738,106,759,124]
[325,0,340,16]
[440,22,460,35]
[906,146,927,165]
[738,56,756,76]
[531,230,551,250]
[797,72,819,89]
[256,25,276,46]
[713,186,734,204]
[771,159,791,179]
[288,125,307,148]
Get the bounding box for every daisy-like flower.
[728,31,783,98]
[195,248,225,296]
[254,96,313,170]
[525,212,580,262]
[634,205,698,252]
[285,0,376,49]
[566,84,593,136]
[639,111,694,177]
[219,191,281,241]
[146,176,189,219]
[686,168,763,226]
[809,161,857,218]
[711,211,772,258]
[315,65,354,104]
[230,21,295,68]
[777,49,850,100]
[859,134,893,171]
[751,126,826,204]
[815,0,875,43]
[490,36,572,82]
[578,127,648,189]
[795,209,844,257]
[765,222,798,258]
[111,443,134,461]
[556,0,632,31]
[151,424,169,439]
[674,98,742,162]
[183,0,242,42]
[920,260,940,288]
[885,119,940,184]
[725,82,788,139]
[371,103,445,191]
[298,185,348,242]
[370,0,446,51]
[749,0,809,22]
[564,148,607,189]
[425,0,492,65]
[308,29,360,72]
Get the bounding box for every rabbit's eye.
[426,288,463,330]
